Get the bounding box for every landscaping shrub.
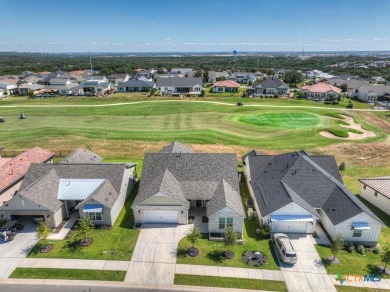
[259,224,271,238]
[356,245,365,255]
[344,242,355,253]
[346,102,354,109]
[373,247,381,254]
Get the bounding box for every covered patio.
[188,207,208,233]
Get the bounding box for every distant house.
[228,72,256,84]
[301,83,342,101]
[306,70,335,80]
[243,150,383,246]
[211,80,240,93]
[156,77,203,95]
[0,152,137,228]
[208,71,229,83]
[115,80,154,92]
[108,74,130,84]
[60,149,103,164]
[132,141,245,240]
[0,147,54,207]
[251,77,289,96]
[352,84,390,104]
[18,83,46,96]
[359,177,390,216]
[170,68,193,75]
[78,76,111,96]
[328,78,369,97]
[0,80,18,96]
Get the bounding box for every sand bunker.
[319,115,376,140]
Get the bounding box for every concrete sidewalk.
[48,212,78,240]
[176,264,284,281]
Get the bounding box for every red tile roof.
[0,147,54,194]
[70,70,85,75]
[301,83,342,94]
[212,80,240,88]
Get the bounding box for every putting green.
[235,112,322,129]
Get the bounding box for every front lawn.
[28,183,140,260]
[10,268,126,281]
[174,274,287,292]
[176,182,280,270]
[336,286,387,292]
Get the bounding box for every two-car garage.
[143,210,178,224]
[270,215,316,234]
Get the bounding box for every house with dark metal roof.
[156,77,203,95]
[359,177,390,216]
[251,77,289,97]
[243,150,383,246]
[115,80,154,92]
[132,141,245,239]
[0,153,136,228]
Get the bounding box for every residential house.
[211,80,240,93]
[251,77,289,97]
[0,152,137,228]
[115,80,154,92]
[170,68,193,75]
[42,78,79,96]
[228,72,256,84]
[0,147,54,207]
[208,71,229,83]
[243,150,383,246]
[301,83,342,101]
[352,84,390,105]
[18,84,46,96]
[306,70,335,80]
[328,78,369,97]
[359,177,390,215]
[78,76,111,96]
[60,149,103,164]
[156,77,203,95]
[108,74,130,84]
[0,80,18,96]
[132,141,245,240]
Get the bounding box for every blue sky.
[1,0,389,52]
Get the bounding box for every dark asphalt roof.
[156,77,203,88]
[253,77,288,89]
[118,80,154,88]
[134,144,244,216]
[246,151,383,225]
[160,141,195,154]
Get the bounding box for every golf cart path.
[0,99,387,112]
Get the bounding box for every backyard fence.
[0,150,72,159]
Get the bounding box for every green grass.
[28,183,140,260]
[174,274,287,292]
[337,120,350,126]
[10,268,126,281]
[177,182,280,270]
[325,129,350,138]
[322,112,346,119]
[336,286,388,292]
[348,128,364,134]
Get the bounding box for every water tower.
[233,50,238,62]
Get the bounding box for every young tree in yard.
[331,234,344,261]
[36,220,52,247]
[223,226,237,253]
[75,217,94,243]
[381,244,390,271]
[339,162,346,174]
[187,226,201,248]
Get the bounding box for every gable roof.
[133,143,244,216]
[61,149,103,164]
[253,77,288,89]
[354,84,390,96]
[159,141,195,154]
[246,151,383,225]
[301,83,342,94]
[359,177,390,199]
[0,147,54,194]
[156,77,203,88]
[212,80,240,88]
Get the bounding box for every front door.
[196,200,202,207]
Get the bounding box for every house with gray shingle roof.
[61,149,103,164]
[352,84,390,104]
[251,77,289,97]
[359,177,390,216]
[115,80,154,92]
[0,155,136,228]
[243,150,383,247]
[132,141,245,239]
[156,77,203,95]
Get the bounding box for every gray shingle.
[156,77,203,88]
[159,141,195,154]
[253,77,288,89]
[61,149,103,164]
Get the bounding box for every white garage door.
[143,210,178,224]
[271,221,308,233]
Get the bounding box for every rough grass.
[176,181,280,270]
[10,268,126,281]
[28,183,140,260]
[174,274,288,292]
[348,128,364,134]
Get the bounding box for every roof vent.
[332,208,336,211]
[268,162,271,166]
[105,198,109,201]
[292,170,297,175]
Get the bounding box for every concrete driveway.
[0,218,38,279]
[125,224,190,285]
[276,234,336,292]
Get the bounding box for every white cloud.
[165,38,171,41]
[113,42,124,45]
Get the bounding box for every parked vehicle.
[0,117,5,122]
[272,233,298,264]
[0,220,23,242]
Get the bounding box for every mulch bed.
[39,244,53,253]
[188,247,199,257]
[79,238,93,247]
[241,250,268,267]
[327,256,340,265]
[223,250,235,259]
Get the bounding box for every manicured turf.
[174,274,288,292]
[28,183,140,260]
[335,286,387,292]
[235,112,321,129]
[176,182,280,270]
[10,268,126,281]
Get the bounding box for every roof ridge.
[19,168,59,194]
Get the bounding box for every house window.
[218,87,223,92]
[88,212,103,221]
[227,217,233,227]
[353,229,362,237]
[374,192,378,197]
[363,185,366,190]
[219,217,225,229]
